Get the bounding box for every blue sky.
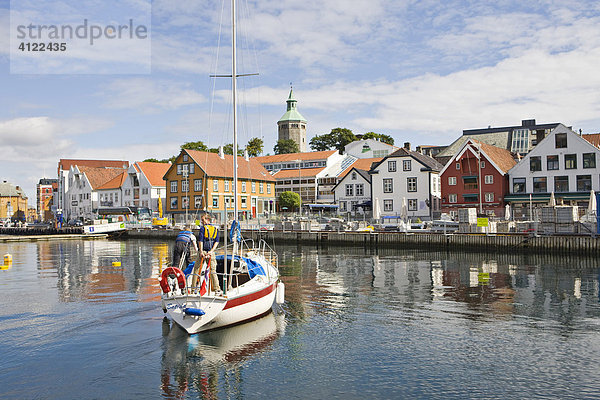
[2,0,600,202]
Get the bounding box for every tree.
[309,128,357,153]
[181,141,209,152]
[143,158,168,163]
[278,191,301,211]
[245,137,264,157]
[362,131,394,145]
[274,139,299,155]
[222,143,243,156]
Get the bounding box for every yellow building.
[0,181,28,222]
[163,149,276,222]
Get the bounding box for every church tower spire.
[278,86,307,152]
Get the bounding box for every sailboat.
[159,0,284,334]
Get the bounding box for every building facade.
[505,124,600,217]
[370,145,443,220]
[164,149,276,222]
[37,178,57,221]
[121,162,170,213]
[0,181,28,222]
[440,139,516,219]
[344,138,398,159]
[333,168,372,214]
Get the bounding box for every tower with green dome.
[278,88,307,152]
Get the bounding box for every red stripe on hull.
[223,282,276,310]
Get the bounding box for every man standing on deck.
[198,213,221,293]
[172,225,198,270]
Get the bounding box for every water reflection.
[160,312,286,399]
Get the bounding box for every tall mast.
[232,0,238,221]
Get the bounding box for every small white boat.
[160,237,283,334]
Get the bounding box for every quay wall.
[126,229,600,256]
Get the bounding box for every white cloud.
[100,78,206,112]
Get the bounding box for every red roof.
[135,162,171,187]
[58,159,128,174]
[339,157,382,178]
[271,167,325,179]
[583,133,600,148]
[181,150,275,182]
[77,166,127,189]
[96,171,127,190]
[469,140,516,173]
[254,150,337,164]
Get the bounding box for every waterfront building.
[440,139,516,219]
[333,167,372,215]
[344,138,398,159]
[0,181,28,222]
[163,149,276,222]
[36,178,57,221]
[435,119,561,165]
[57,159,129,221]
[278,89,307,152]
[65,165,127,222]
[255,150,354,206]
[370,144,443,220]
[505,124,600,217]
[121,162,170,213]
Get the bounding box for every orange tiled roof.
[78,166,127,190]
[184,150,275,182]
[470,140,516,173]
[96,171,127,190]
[271,167,325,179]
[254,150,337,164]
[59,159,128,173]
[583,133,600,148]
[339,157,382,178]
[135,161,171,187]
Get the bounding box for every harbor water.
[1,238,600,399]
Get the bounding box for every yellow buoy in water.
[112,261,121,267]
[4,253,12,265]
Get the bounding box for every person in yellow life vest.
[198,213,221,293]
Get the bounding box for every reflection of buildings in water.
[137,243,169,302]
[372,255,435,304]
[160,311,285,399]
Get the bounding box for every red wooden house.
[440,139,515,218]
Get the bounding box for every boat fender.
[159,267,186,294]
[183,307,205,316]
[276,281,285,304]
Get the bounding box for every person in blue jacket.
[172,224,198,269]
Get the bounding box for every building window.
[170,181,177,193]
[547,155,559,170]
[480,161,485,169]
[513,178,526,193]
[388,161,396,172]
[267,184,271,194]
[533,177,547,193]
[177,164,182,175]
[383,178,393,193]
[511,128,530,153]
[183,154,188,162]
[224,180,230,192]
[241,181,246,192]
[555,133,567,148]
[408,199,417,211]
[182,196,189,209]
[485,192,494,202]
[463,176,477,190]
[142,188,149,195]
[554,176,569,192]
[181,180,189,192]
[170,197,178,209]
[407,177,417,192]
[194,179,203,191]
[530,156,542,172]
[565,154,577,169]
[577,175,592,192]
[352,172,357,180]
[383,199,393,211]
[455,162,460,170]
[355,184,364,196]
[212,196,218,208]
[463,194,478,203]
[259,182,264,193]
[345,184,354,197]
[213,180,219,191]
[484,175,493,184]
[194,196,202,208]
[449,194,457,203]
[340,201,346,212]
[583,153,596,169]
[189,164,195,174]
[403,160,411,171]
[241,197,247,208]
[251,181,256,193]
[448,177,457,186]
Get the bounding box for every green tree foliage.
[143,158,164,163]
[362,132,394,145]
[274,139,299,154]
[181,141,209,152]
[245,137,264,157]
[309,127,357,153]
[278,191,301,211]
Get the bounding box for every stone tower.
[278,88,307,152]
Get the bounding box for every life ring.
[160,267,186,293]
